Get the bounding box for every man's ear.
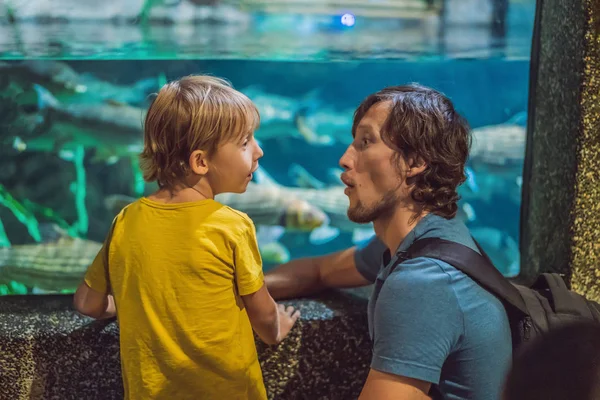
[406,156,427,177]
[189,150,209,176]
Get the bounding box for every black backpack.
[394,237,600,352]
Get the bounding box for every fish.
[241,85,318,127]
[255,164,375,245]
[468,112,528,178]
[0,82,54,150]
[73,73,160,107]
[29,84,145,162]
[0,223,289,293]
[458,201,477,223]
[326,168,344,184]
[216,183,328,232]
[0,60,160,108]
[256,225,290,264]
[295,106,354,146]
[251,103,351,146]
[0,60,87,94]
[458,168,523,205]
[240,85,332,144]
[288,164,325,190]
[3,113,53,151]
[470,124,526,169]
[0,225,102,292]
[105,192,297,265]
[257,241,290,264]
[443,114,528,205]
[104,182,329,233]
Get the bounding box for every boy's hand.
[276,304,301,342]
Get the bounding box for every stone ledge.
[0,290,371,400]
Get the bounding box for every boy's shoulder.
[216,204,253,224]
[213,203,256,232]
[114,198,256,237]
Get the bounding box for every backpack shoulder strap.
[398,237,529,316]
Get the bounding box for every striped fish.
[0,234,102,292]
[215,183,328,232]
[105,182,329,232]
[255,165,375,246]
[470,124,526,169]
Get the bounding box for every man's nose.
[339,145,354,170]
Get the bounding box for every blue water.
[0,1,535,294]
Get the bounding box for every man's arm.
[265,246,370,300]
[359,369,431,400]
[362,258,463,399]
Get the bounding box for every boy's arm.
[74,219,117,319]
[235,218,300,344]
[74,283,116,319]
[242,284,302,345]
[242,284,280,343]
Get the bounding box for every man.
[265,84,512,399]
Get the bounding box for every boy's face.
[208,132,264,194]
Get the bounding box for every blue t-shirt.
[355,214,512,400]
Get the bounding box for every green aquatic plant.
[138,0,164,25]
[71,145,89,236]
[22,199,78,237]
[131,156,146,197]
[0,184,41,243]
[0,281,28,295]
[9,280,27,294]
[0,218,10,247]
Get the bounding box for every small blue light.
[341,13,355,27]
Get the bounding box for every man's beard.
[347,189,400,224]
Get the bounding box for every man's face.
[339,102,408,223]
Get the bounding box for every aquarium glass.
[0,0,536,295]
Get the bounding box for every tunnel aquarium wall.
[0,0,536,295]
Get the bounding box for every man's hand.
[359,369,431,400]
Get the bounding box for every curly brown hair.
[352,84,471,219]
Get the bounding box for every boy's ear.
[189,150,209,176]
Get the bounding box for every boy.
[74,75,300,400]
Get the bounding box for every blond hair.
[139,75,260,188]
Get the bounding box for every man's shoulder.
[383,256,462,303]
[415,215,479,253]
[386,254,509,329]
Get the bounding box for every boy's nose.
[255,142,264,160]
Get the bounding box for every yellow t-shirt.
[84,197,267,400]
